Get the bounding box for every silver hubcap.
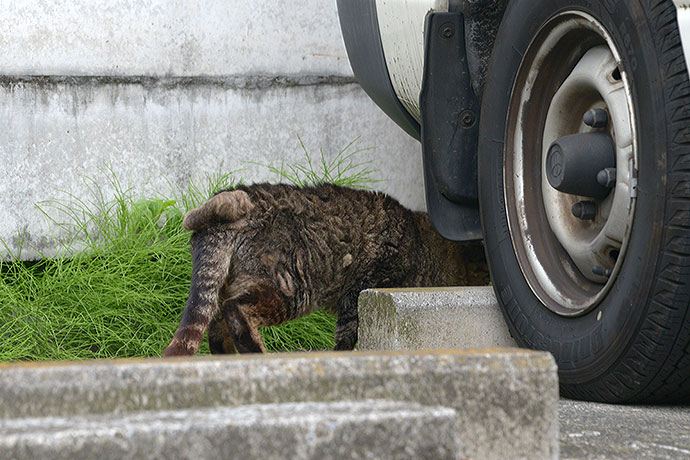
[505,12,637,316]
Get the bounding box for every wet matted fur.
[163,183,488,356]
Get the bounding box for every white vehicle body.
[375,0,690,124]
[675,0,690,67]
[375,0,448,121]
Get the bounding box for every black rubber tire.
[479,0,690,403]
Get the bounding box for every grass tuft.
[256,136,380,189]
[0,139,377,361]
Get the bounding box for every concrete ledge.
[0,350,558,459]
[358,286,517,350]
[1,81,424,259]
[0,401,460,460]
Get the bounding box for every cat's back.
[236,183,407,235]
[230,183,415,283]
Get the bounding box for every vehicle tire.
[478,0,690,402]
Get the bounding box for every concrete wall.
[0,0,424,259]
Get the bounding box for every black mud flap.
[420,12,482,241]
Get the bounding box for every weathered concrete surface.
[560,399,690,460]
[0,401,461,460]
[0,0,353,77]
[0,81,423,259]
[0,350,558,460]
[0,0,424,259]
[358,286,517,350]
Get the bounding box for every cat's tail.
[163,232,232,356]
[182,190,254,231]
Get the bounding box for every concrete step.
[0,349,558,459]
[0,400,460,460]
[358,286,516,351]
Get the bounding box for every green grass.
[253,136,379,188]
[0,140,377,361]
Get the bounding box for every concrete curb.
[358,286,517,350]
[0,349,558,459]
[0,401,460,460]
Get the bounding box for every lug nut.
[592,266,612,277]
[596,168,617,188]
[572,201,597,220]
[583,108,609,128]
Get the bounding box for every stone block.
[358,286,517,350]
[0,401,460,460]
[0,349,558,459]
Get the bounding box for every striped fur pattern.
[163,183,488,356]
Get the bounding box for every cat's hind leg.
[221,280,289,353]
[163,231,232,357]
[334,290,359,351]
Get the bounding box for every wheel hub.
[504,12,637,316]
[542,44,636,287]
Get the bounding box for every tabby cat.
[163,183,488,356]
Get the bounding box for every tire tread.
[566,0,690,403]
[480,0,690,403]
[610,0,690,402]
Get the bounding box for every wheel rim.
[504,11,637,316]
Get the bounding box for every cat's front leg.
[207,315,238,354]
[222,280,288,353]
[334,291,359,351]
[223,300,265,353]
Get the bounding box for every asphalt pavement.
[560,399,690,459]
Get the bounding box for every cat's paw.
[162,341,195,357]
